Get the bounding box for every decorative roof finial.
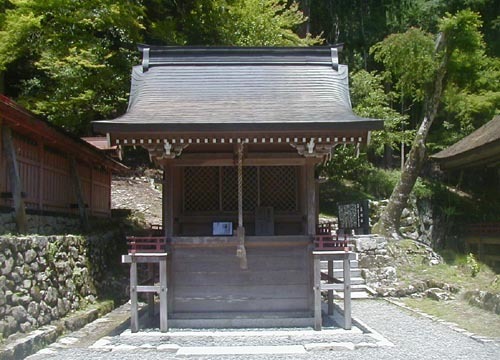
[331,48,338,71]
[142,47,150,72]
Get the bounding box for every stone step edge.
[91,341,386,354]
[0,300,114,360]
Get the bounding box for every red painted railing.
[314,222,351,251]
[126,236,168,254]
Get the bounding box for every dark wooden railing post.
[1,125,27,233]
[70,156,89,231]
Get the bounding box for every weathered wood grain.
[171,244,310,315]
[1,125,27,233]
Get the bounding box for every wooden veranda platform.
[121,235,356,332]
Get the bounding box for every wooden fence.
[0,129,111,217]
[465,223,500,268]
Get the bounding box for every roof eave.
[431,139,500,169]
[93,120,384,134]
[0,95,127,173]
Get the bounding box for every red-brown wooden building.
[0,95,125,232]
[94,46,383,329]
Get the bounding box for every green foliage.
[143,0,321,46]
[359,168,400,199]
[351,69,413,156]
[47,241,58,263]
[0,0,319,133]
[369,9,499,151]
[221,0,321,46]
[467,253,481,277]
[358,168,432,200]
[173,0,228,45]
[384,0,446,33]
[370,27,437,102]
[319,146,433,201]
[433,11,500,146]
[318,145,371,185]
[0,0,144,134]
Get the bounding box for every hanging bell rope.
[235,143,247,269]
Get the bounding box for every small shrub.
[467,253,481,277]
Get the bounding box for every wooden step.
[321,260,359,268]
[168,312,314,328]
[325,277,366,285]
[326,284,375,298]
[325,269,362,277]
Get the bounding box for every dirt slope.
[111,174,162,226]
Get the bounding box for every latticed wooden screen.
[221,166,258,211]
[183,166,297,213]
[183,167,219,211]
[260,166,297,211]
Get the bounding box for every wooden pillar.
[159,256,168,332]
[130,256,139,333]
[147,263,155,318]
[38,141,44,211]
[315,180,320,231]
[327,260,334,315]
[1,125,27,233]
[163,164,173,237]
[313,256,322,330]
[70,156,89,231]
[89,167,94,217]
[343,256,352,330]
[306,159,316,236]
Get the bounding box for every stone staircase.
[320,259,374,299]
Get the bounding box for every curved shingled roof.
[432,115,500,169]
[93,46,382,134]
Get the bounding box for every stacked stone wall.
[0,213,81,236]
[0,233,125,339]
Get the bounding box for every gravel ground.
[27,299,500,360]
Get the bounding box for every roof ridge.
[137,45,343,71]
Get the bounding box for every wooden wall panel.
[1,129,112,217]
[12,136,40,209]
[91,169,111,215]
[171,245,310,314]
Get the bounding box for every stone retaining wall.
[369,198,441,246]
[353,235,397,289]
[0,213,81,236]
[464,291,500,315]
[353,235,445,297]
[0,233,126,340]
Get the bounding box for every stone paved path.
[26,299,500,359]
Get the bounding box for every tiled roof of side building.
[432,115,500,169]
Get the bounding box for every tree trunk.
[373,34,448,238]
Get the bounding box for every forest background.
[0,0,499,247]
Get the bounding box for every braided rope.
[236,143,247,269]
[237,144,243,228]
